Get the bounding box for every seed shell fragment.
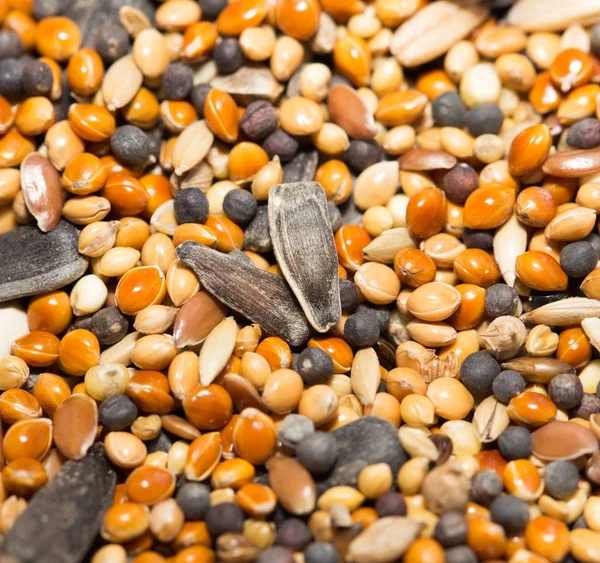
[176,241,312,346]
[268,182,341,333]
[0,443,116,563]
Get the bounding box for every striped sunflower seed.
[172,121,215,177]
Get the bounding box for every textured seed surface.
[268,182,341,333]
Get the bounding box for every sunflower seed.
[473,396,509,443]
[269,182,341,333]
[102,55,143,112]
[282,151,319,184]
[211,66,285,105]
[244,206,272,253]
[391,1,489,67]
[351,348,380,407]
[0,221,88,303]
[507,0,600,31]
[500,356,576,384]
[176,241,312,346]
[363,228,416,264]
[521,297,600,326]
[199,317,237,386]
[0,443,115,563]
[172,121,214,177]
[494,212,527,287]
[20,153,64,233]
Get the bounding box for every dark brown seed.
[542,147,600,177]
[0,443,116,563]
[398,149,457,171]
[176,241,312,346]
[20,153,64,233]
[500,357,576,384]
[172,291,227,349]
[222,373,266,413]
[0,221,88,303]
[269,182,341,333]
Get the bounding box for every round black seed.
[190,83,212,118]
[275,519,313,551]
[374,492,407,517]
[214,38,245,75]
[0,58,24,100]
[339,278,358,312]
[357,304,391,333]
[95,23,129,64]
[175,482,211,521]
[442,163,479,205]
[462,228,493,250]
[162,63,194,101]
[174,188,210,224]
[304,542,339,563]
[445,546,478,563]
[297,347,334,386]
[460,351,501,397]
[205,502,244,537]
[497,426,532,461]
[492,370,526,404]
[256,546,295,563]
[90,307,129,346]
[471,469,503,506]
[434,511,468,547]
[21,60,53,98]
[344,310,381,348]
[548,373,583,410]
[98,395,137,432]
[223,189,258,226]
[572,393,600,420]
[432,92,467,128]
[544,460,580,500]
[344,139,382,172]
[263,129,299,163]
[277,414,314,450]
[560,241,598,278]
[566,118,600,149]
[296,432,337,475]
[465,103,505,136]
[328,202,342,233]
[490,495,530,534]
[32,0,62,19]
[198,0,228,20]
[240,101,279,141]
[485,284,519,317]
[110,125,149,167]
[0,31,22,60]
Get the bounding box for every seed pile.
[6,0,600,562]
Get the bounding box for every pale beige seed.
[472,395,509,443]
[102,56,143,111]
[439,127,475,159]
[131,334,177,371]
[91,544,128,563]
[171,161,213,193]
[155,0,201,31]
[172,120,214,176]
[240,26,276,61]
[397,426,439,461]
[119,5,152,37]
[166,260,200,307]
[444,40,480,82]
[398,457,429,496]
[525,324,559,356]
[440,420,482,457]
[78,220,120,258]
[150,199,178,236]
[168,351,199,401]
[317,486,365,511]
[62,196,111,225]
[105,432,147,469]
[279,97,323,136]
[362,228,416,264]
[133,28,170,78]
[97,247,141,277]
[300,63,332,102]
[99,331,141,366]
[0,355,29,390]
[199,317,237,386]
[494,212,527,287]
[131,415,162,441]
[407,320,457,347]
[383,125,416,156]
[406,282,461,322]
[44,120,85,171]
[354,160,399,211]
[270,36,304,82]
[351,348,381,407]
[582,318,600,353]
[520,297,600,326]
[362,206,394,238]
[85,363,130,401]
[545,206,597,241]
[355,262,401,305]
[134,305,178,335]
[312,123,350,156]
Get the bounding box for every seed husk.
[473,396,509,443]
[268,182,341,333]
[351,348,381,407]
[582,317,600,353]
[0,221,88,303]
[210,66,285,105]
[0,443,115,563]
[53,394,99,461]
[521,297,600,326]
[20,153,64,233]
[501,356,576,384]
[479,316,527,361]
[134,305,178,335]
[199,317,237,386]
[119,5,152,37]
[493,212,527,287]
[172,120,214,177]
[176,241,312,346]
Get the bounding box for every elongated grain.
[172,120,214,176]
[493,212,527,287]
[268,182,341,333]
[390,1,489,67]
[521,297,600,326]
[102,55,143,111]
[176,241,312,346]
[508,0,600,31]
[199,317,237,386]
[542,147,600,178]
[351,348,380,407]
